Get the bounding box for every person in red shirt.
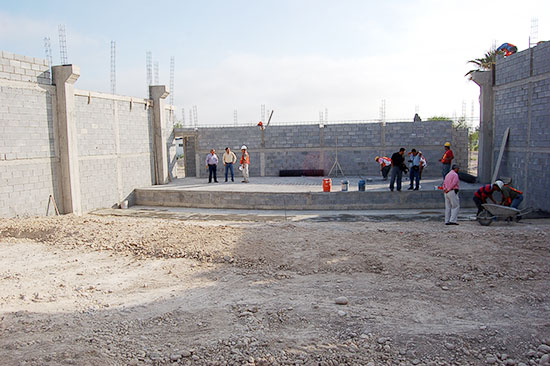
[443,164,460,225]
[441,142,454,180]
[473,182,501,215]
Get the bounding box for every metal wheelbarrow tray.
[477,203,532,226]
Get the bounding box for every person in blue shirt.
[407,149,421,190]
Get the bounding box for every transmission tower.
[58,25,68,64]
[110,41,116,94]
[169,56,175,106]
[530,18,539,48]
[43,37,53,66]
[154,61,159,85]
[379,99,386,123]
[146,51,152,96]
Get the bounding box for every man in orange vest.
[441,142,454,180]
[240,145,250,183]
[495,180,524,209]
[375,156,392,180]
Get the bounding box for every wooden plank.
[491,127,510,184]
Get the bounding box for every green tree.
[465,47,499,78]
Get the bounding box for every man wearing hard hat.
[441,142,454,180]
[375,156,392,180]
[240,145,250,183]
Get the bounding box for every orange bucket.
[322,178,332,192]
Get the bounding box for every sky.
[1,0,549,126]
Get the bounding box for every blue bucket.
[358,179,366,191]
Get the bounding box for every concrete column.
[150,85,170,184]
[472,70,494,183]
[52,65,81,215]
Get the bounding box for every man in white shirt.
[223,147,237,182]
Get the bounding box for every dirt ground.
[1,214,549,366]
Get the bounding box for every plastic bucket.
[358,179,366,191]
[341,180,349,192]
[322,178,332,192]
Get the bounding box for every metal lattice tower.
[58,24,68,64]
[319,111,324,122]
[192,105,198,126]
[110,41,116,94]
[379,99,386,123]
[154,61,159,85]
[181,108,186,126]
[234,109,238,126]
[530,18,539,47]
[324,108,328,123]
[169,56,175,106]
[261,104,266,122]
[43,37,53,67]
[146,51,152,96]
[189,110,193,127]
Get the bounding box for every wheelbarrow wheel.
[477,209,493,226]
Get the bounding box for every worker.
[473,182,501,215]
[240,145,250,183]
[418,151,427,180]
[441,142,454,180]
[257,121,265,130]
[496,180,524,209]
[375,156,392,180]
[443,164,460,225]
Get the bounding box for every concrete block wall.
[492,41,550,212]
[181,120,469,179]
[73,92,156,212]
[1,50,173,217]
[0,51,51,85]
[495,50,531,86]
[0,52,61,216]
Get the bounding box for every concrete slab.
[133,176,481,211]
[139,176,482,193]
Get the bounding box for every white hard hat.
[241,145,247,150]
[494,180,504,189]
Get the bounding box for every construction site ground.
[1,212,549,366]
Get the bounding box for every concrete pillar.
[150,85,170,184]
[52,65,82,215]
[471,70,494,183]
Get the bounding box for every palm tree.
[465,47,499,78]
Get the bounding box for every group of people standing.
[375,148,427,191]
[205,145,250,183]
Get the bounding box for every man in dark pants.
[389,148,406,192]
[205,149,219,183]
[407,149,421,190]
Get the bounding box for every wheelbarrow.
[476,203,532,226]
